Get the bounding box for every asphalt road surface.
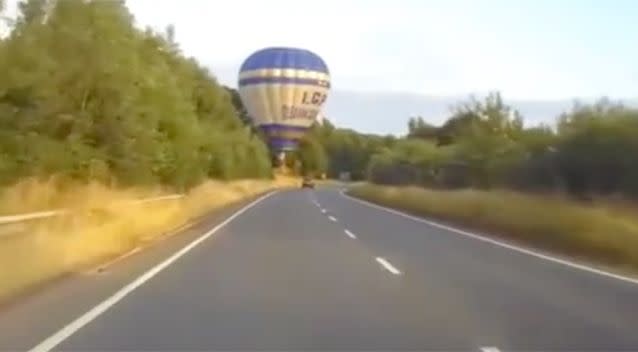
[2,186,638,351]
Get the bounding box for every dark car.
[301,177,315,189]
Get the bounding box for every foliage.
[0,0,272,190]
[304,120,396,180]
[295,133,327,177]
[364,92,527,188]
[324,90,638,200]
[553,101,638,197]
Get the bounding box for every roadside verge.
[346,184,638,279]
[0,178,296,304]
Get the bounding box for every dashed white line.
[341,190,638,285]
[375,257,402,275]
[320,208,326,214]
[481,347,501,352]
[27,191,278,352]
[328,215,337,222]
[344,229,357,239]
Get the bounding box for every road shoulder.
[0,191,274,351]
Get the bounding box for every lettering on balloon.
[281,105,319,121]
[301,91,327,106]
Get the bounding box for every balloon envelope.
[238,47,330,152]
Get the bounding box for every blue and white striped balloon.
[238,47,331,153]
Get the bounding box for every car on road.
[301,177,315,189]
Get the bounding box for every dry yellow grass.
[349,184,638,271]
[0,176,297,303]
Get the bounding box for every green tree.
[437,92,523,146]
[553,101,638,197]
[0,0,272,188]
[366,138,444,185]
[407,116,438,141]
[296,136,327,177]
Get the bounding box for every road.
[2,186,638,351]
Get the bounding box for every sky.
[2,0,636,134]
[123,0,637,101]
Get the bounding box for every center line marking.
[376,257,402,275]
[328,215,337,222]
[344,229,357,239]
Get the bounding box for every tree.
[407,116,438,141]
[436,92,523,146]
[296,136,327,177]
[0,0,272,188]
[553,102,638,197]
[223,86,251,126]
[15,0,48,29]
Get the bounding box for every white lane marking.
[320,208,326,214]
[344,229,357,239]
[376,257,402,275]
[481,347,501,352]
[341,190,638,286]
[28,191,278,352]
[328,215,337,222]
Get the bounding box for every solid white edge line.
[340,190,638,286]
[344,229,357,239]
[328,215,337,222]
[28,191,278,352]
[376,257,402,275]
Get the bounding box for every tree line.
[297,92,638,200]
[0,0,273,191]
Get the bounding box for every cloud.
[125,0,637,100]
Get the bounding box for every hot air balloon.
[237,47,330,165]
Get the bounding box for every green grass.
[348,184,638,272]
